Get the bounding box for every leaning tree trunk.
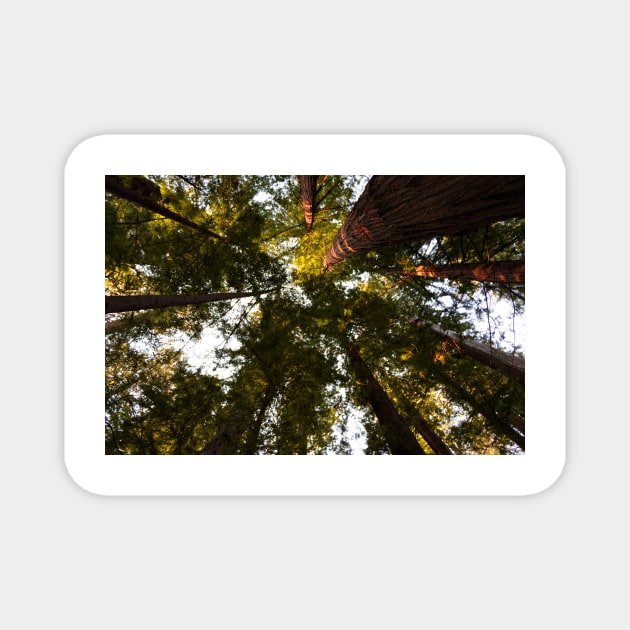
[347,345,425,455]
[413,319,525,386]
[399,260,525,284]
[324,175,525,269]
[199,422,245,455]
[241,385,276,455]
[296,176,319,233]
[456,389,526,451]
[411,412,453,455]
[105,175,228,242]
[106,291,262,314]
[398,395,453,455]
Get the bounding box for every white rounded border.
[64,134,565,496]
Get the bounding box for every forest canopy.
[105,175,525,455]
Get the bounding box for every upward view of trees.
[105,174,525,455]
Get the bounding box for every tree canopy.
[105,175,525,455]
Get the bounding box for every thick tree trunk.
[324,175,525,269]
[401,260,525,284]
[105,175,228,242]
[105,291,261,314]
[413,319,525,386]
[297,176,319,233]
[347,345,425,455]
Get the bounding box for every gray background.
[3,2,625,628]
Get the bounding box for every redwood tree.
[105,175,526,456]
[106,291,263,314]
[398,395,453,455]
[324,175,525,269]
[105,175,228,242]
[397,260,524,284]
[296,175,319,233]
[413,319,525,386]
[346,344,425,455]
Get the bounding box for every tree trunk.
[400,260,525,284]
[411,413,453,455]
[105,175,228,242]
[242,386,276,455]
[199,424,244,455]
[324,175,525,269]
[347,345,425,455]
[297,176,319,233]
[413,319,525,386]
[398,396,453,454]
[511,413,525,435]
[472,400,526,451]
[106,291,261,314]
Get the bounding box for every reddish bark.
[324,175,524,269]
[403,260,524,284]
[413,320,525,386]
[297,176,319,233]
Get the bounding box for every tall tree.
[393,260,524,284]
[105,175,526,456]
[106,291,264,314]
[296,175,319,233]
[346,344,425,455]
[412,319,525,385]
[105,175,229,241]
[397,395,453,455]
[324,175,524,269]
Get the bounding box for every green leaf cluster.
[105,175,525,455]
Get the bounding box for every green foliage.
[105,341,225,454]
[105,175,525,455]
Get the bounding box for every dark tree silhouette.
[105,175,228,242]
[106,291,262,314]
[347,344,425,455]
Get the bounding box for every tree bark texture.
[347,345,425,455]
[105,175,228,242]
[297,176,319,233]
[324,175,525,269]
[106,291,260,314]
[403,260,524,284]
[413,319,525,386]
